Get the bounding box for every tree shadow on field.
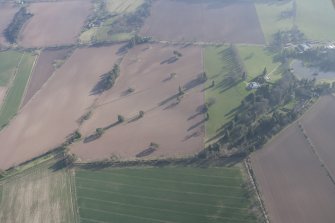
[161,56,178,64]
[136,147,156,158]
[183,74,205,91]
[187,118,206,131]
[90,73,110,95]
[159,93,180,106]
[188,104,207,120]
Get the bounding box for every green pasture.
[0,51,22,86]
[0,52,35,128]
[204,45,249,141]
[236,45,281,81]
[76,166,259,223]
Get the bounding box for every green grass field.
[295,0,335,41]
[204,46,248,140]
[255,0,294,43]
[0,161,78,223]
[0,51,22,86]
[106,0,144,13]
[0,52,35,128]
[236,45,281,82]
[75,166,260,223]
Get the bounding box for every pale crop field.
[0,162,78,223]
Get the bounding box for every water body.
[291,60,335,81]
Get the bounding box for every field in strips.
[75,167,259,223]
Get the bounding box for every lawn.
[204,45,248,141]
[0,51,22,86]
[236,45,281,82]
[75,166,260,223]
[0,52,35,128]
[0,160,78,223]
[295,0,335,41]
[255,0,294,43]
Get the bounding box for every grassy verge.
[0,52,35,128]
[0,51,22,86]
[204,45,248,141]
[75,166,260,223]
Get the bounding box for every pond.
[291,60,335,81]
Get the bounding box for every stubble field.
[0,161,78,223]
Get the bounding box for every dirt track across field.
[140,0,265,44]
[0,3,18,47]
[18,1,92,48]
[0,45,121,169]
[21,48,70,108]
[251,121,335,223]
[71,44,205,161]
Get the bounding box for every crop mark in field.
[78,197,252,222]
[77,186,248,210]
[76,172,242,188]
[76,177,244,200]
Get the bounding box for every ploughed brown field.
[18,0,92,48]
[71,44,205,161]
[251,97,335,223]
[140,0,265,44]
[0,3,18,47]
[0,45,121,169]
[21,48,70,108]
[300,95,335,177]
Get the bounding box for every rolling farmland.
[71,44,205,161]
[75,166,261,223]
[0,45,121,170]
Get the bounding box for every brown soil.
[0,3,19,47]
[71,44,205,162]
[18,1,92,48]
[140,0,265,44]
[251,123,335,223]
[21,48,70,108]
[0,45,121,169]
[301,95,335,177]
